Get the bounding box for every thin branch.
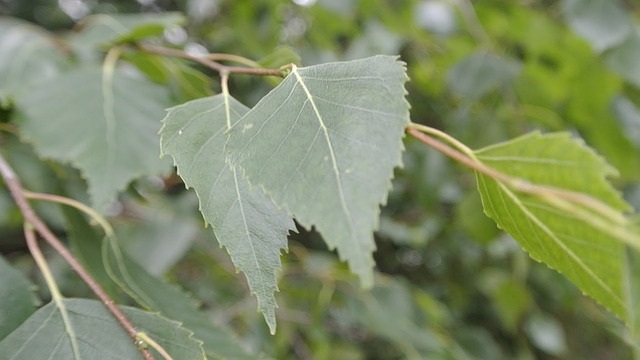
[0,153,155,360]
[406,127,630,227]
[23,191,114,236]
[137,43,285,77]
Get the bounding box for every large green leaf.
[160,94,294,334]
[474,132,636,321]
[226,56,410,287]
[18,65,172,211]
[0,255,38,341]
[0,298,205,359]
[103,238,257,359]
[0,17,69,97]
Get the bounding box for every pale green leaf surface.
[563,0,633,52]
[0,17,70,97]
[447,52,521,100]
[0,255,38,341]
[475,132,633,320]
[103,238,257,359]
[160,94,294,334]
[0,298,205,360]
[606,31,640,88]
[18,66,172,211]
[226,56,410,287]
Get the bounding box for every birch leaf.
[160,94,294,334]
[226,56,410,287]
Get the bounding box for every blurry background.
[1,0,640,358]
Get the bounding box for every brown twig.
[137,43,285,77]
[0,153,155,360]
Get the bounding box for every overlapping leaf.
[474,132,638,321]
[226,56,410,287]
[0,256,38,341]
[0,298,205,359]
[103,238,257,359]
[160,94,294,333]
[18,65,172,211]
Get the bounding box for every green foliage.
[0,1,640,359]
[0,298,205,359]
[474,132,635,320]
[226,56,410,287]
[160,94,294,334]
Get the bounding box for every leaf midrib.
[291,67,357,242]
[485,176,624,310]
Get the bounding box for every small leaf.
[0,298,205,359]
[18,65,172,211]
[447,51,521,100]
[160,94,294,334]
[563,0,633,52]
[103,238,257,359]
[474,132,637,321]
[605,31,640,87]
[0,255,38,341]
[258,45,301,69]
[226,56,410,287]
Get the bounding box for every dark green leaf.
[0,298,205,359]
[226,56,410,287]
[18,65,172,211]
[103,238,257,360]
[0,255,38,341]
[160,94,294,333]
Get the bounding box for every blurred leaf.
[343,278,449,358]
[116,194,199,276]
[0,17,70,98]
[606,31,640,87]
[258,46,301,69]
[612,96,640,150]
[18,65,172,211]
[62,206,122,299]
[0,298,205,359]
[448,52,521,100]
[456,191,500,245]
[625,248,640,353]
[0,255,38,341]
[475,132,637,323]
[70,12,185,56]
[524,313,568,356]
[563,0,632,52]
[160,94,294,334]
[103,238,257,360]
[226,56,410,287]
[123,52,213,102]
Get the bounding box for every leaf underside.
[0,298,205,360]
[19,66,172,211]
[226,55,410,287]
[474,131,633,321]
[160,94,294,334]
